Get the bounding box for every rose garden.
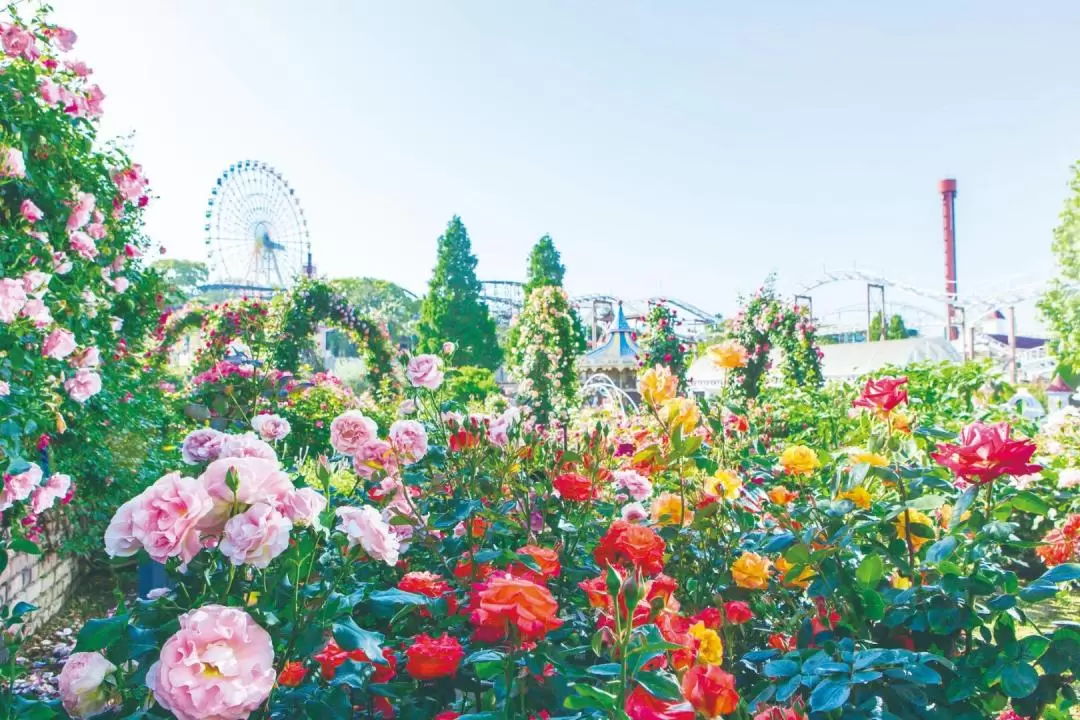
[2,8,1080,720]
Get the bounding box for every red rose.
[553,472,594,501]
[398,571,458,614]
[578,575,610,609]
[931,421,1040,484]
[470,573,563,643]
[691,607,723,630]
[314,641,397,681]
[725,413,749,433]
[852,375,908,414]
[646,574,678,606]
[405,633,464,680]
[625,685,694,720]
[724,600,753,625]
[655,611,694,671]
[434,713,461,720]
[454,552,494,583]
[277,661,306,687]
[595,520,666,576]
[513,544,562,582]
[681,665,740,717]
[449,429,479,452]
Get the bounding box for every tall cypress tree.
[418,216,502,370]
[523,235,566,294]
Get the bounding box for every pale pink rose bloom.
[113,165,148,201]
[406,354,444,389]
[84,85,105,117]
[20,199,43,223]
[442,410,463,428]
[198,456,293,533]
[0,381,9,397]
[441,341,455,355]
[129,473,214,564]
[64,368,102,403]
[66,192,95,231]
[103,497,140,557]
[0,278,28,323]
[335,505,400,566]
[389,420,428,465]
[1059,468,1080,489]
[251,413,290,442]
[38,76,62,105]
[42,328,76,359]
[54,27,78,52]
[621,502,649,523]
[30,473,71,515]
[58,651,116,719]
[0,25,36,59]
[75,346,101,368]
[69,231,97,260]
[219,503,291,569]
[279,487,326,527]
[398,398,417,416]
[181,428,225,465]
[109,276,128,293]
[20,298,51,327]
[66,60,90,77]
[488,418,510,448]
[146,605,274,720]
[86,222,106,241]
[219,432,278,462]
[352,439,396,479]
[0,463,43,511]
[614,470,653,502]
[22,271,50,296]
[109,317,122,332]
[453,521,466,538]
[52,252,73,274]
[329,410,378,455]
[0,147,25,178]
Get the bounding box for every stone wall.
[0,548,82,634]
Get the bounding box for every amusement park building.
[578,303,641,401]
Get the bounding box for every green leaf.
[9,602,36,621]
[860,589,885,620]
[1000,662,1038,698]
[809,678,851,712]
[1018,636,1050,663]
[764,659,799,678]
[75,614,130,652]
[1035,563,1080,585]
[564,684,618,711]
[926,535,959,564]
[906,495,947,511]
[951,486,978,528]
[9,538,40,555]
[856,555,884,588]
[1010,491,1050,515]
[636,670,683,701]
[586,663,621,677]
[332,618,385,663]
[784,544,811,565]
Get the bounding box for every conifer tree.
[418,216,501,369]
[523,235,566,294]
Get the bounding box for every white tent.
[819,337,961,381]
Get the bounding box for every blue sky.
[47,0,1080,332]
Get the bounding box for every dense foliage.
[638,302,690,388]
[417,216,501,371]
[1039,161,1080,374]
[508,285,579,423]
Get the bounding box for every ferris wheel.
[203,160,311,295]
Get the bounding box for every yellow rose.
[894,508,934,550]
[848,450,888,467]
[890,409,914,434]
[779,445,820,476]
[638,365,678,407]
[937,504,971,529]
[732,552,771,590]
[707,340,748,370]
[661,397,700,435]
[689,622,724,665]
[890,573,912,590]
[775,556,815,589]
[651,491,693,527]
[839,486,872,510]
[705,470,742,500]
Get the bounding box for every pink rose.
[398,399,417,416]
[0,462,43,511]
[113,165,148,202]
[181,428,225,465]
[87,222,106,240]
[66,192,95,232]
[43,328,76,359]
[19,199,43,223]
[1,24,37,60]
[488,418,510,448]
[407,354,444,390]
[20,298,52,327]
[198,456,293,533]
[0,278,28,323]
[0,147,25,178]
[30,472,71,515]
[219,432,278,462]
[251,413,291,442]
[65,60,90,77]
[55,27,77,52]
[0,381,9,396]
[335,505,400,566]
[219,503,292,568]
[614,470,653,502]
[280,487,327,527]
[389,420,428,465]
[103,497,140,558]
[38,76,62,104]
[64,368,101,403]
[329,410,378,455]
[352,439,396,479]
[441,341,456,355]
[22,271,50,296]
[1059,469,1080,489]
[124,473,214,564]
[620,501,649,523]
[58,651,117,719]
[146,605,274,720]
[52,252,73,274]
[69,231,97,260]
[75,346,101,368]
[85,85,105,117]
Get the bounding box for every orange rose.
[681,664,740,717]
[405,633,464,680]
[651,492,693,527]
[277,661,305,687]
[768,486,799,506]
[639,365,678,407]
[470,573,562,643]
[707,340,748,370]
[732,552,771,590]
[775,556,815,588]
[595,520,666,576]
[514,544,562,582]
[398,571,458,615]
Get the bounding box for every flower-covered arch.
[727,283,823,398]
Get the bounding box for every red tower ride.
[940,179,958,340]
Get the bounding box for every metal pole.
[967,325,976,362]
[1007,306,1017,384]
[958,307,967,360]
[794,294,813,318]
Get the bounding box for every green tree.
[508,286,579,422]
[328,277,419,351]
[418,216,501,369]
[152,259,208,303]
[523,234,565,294]
[869,312,910,340]
[444,366,501,406]
[638,303,689,387]
[1039,162,1080,373]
